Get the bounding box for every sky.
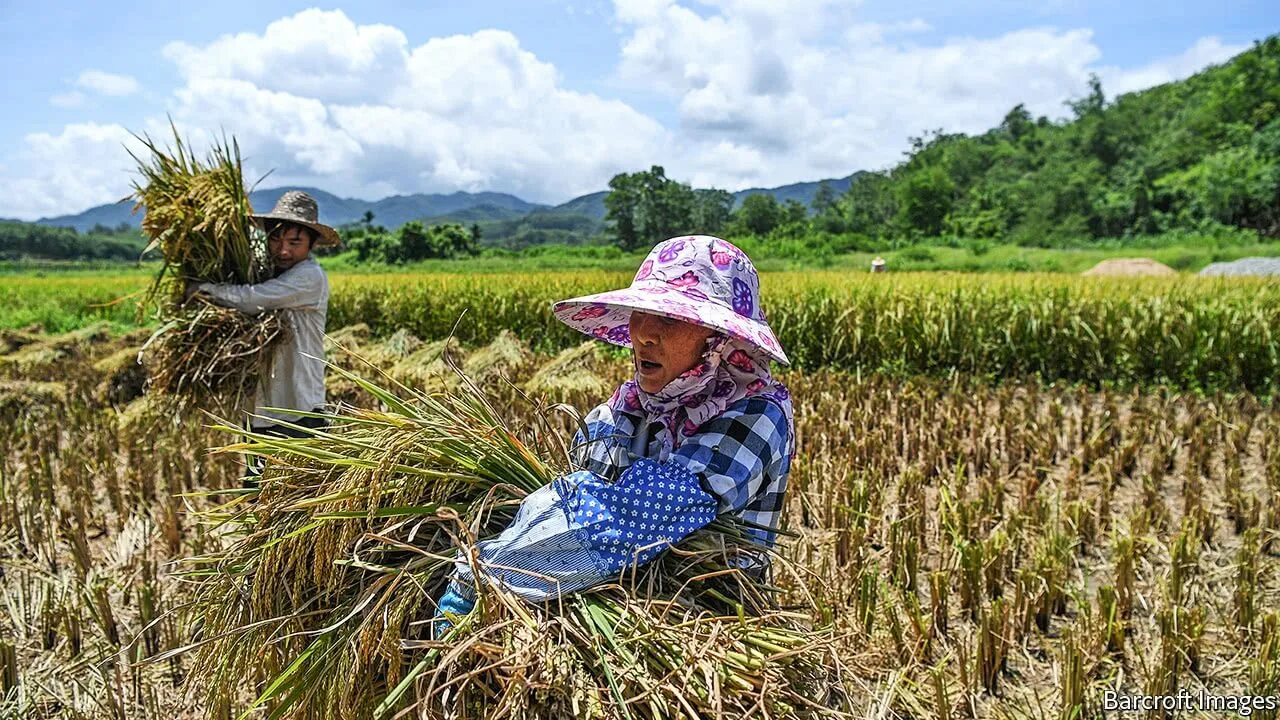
[0,0,1274,220]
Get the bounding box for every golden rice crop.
[6,270,1280,393]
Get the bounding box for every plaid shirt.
[450,396,791,603]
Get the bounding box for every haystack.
[0,328,41,356]
[460,330,534,388]
[1081,258,1176,276]
[0,322,114,380]
[524,341,625,406]
[388,337,466,390]
[92,346,147,406]
[0,380,69,424]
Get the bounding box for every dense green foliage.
[597,37,1280,251]
[605,166,734,250]
[828,38,1280,245]
[0,221,146,261]
[341,220,479,263]
[6,269,1280,394]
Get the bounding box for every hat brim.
[250,213,342,248]
[553,285,789,365]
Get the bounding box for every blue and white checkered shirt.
[450,395,791,603]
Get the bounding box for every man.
[189,190,338,483]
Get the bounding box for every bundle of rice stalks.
[116,393,183,444]
[130,125,281,411]
[174,368,843,719]
[0,327,41,355]
[139,300,283,404]
[388,337,467,391]
[0,322,114,381]
[324,324,377,406]
[325,323,374,363]
[524,341,627,408]
[362,328,426,368]
[0,380,68,424]
[461,329,534,388]
[92,346,147,406]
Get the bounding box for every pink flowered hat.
[552,235,789,365]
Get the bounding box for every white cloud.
[1102,36,1248,97]
[610,0,1245,190]
[77,70,140,97]
[0,5,1256,219]
[0,123,143,219]
[158,10,666,203]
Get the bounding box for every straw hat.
[250,190,341,248]
[552,235,789,364]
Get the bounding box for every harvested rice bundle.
[362,327,426,369]
[129,125,282,411]
[388,337,466,390]
[0,328,41,356]
[0,380,68,424]
[324,324,376,406]
[324,323,373,363]
[139,301,283,404]
[461,329,534,388]
[0,322,114,381]
[176,369,842,719]
[92,346,147,406]
[523,341,627,407]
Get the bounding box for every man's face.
[268,224,312,271]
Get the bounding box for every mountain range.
[30,175,859,234]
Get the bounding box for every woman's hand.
[431,584,476,639]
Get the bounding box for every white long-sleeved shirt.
[198,256,329,427]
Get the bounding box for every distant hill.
[730,174,862,208]
[33,173,859,235]
[35,187,545,233]
[550,191,609,220]
[549,175,861,221]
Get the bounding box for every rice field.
[3,270,1280,393]
[2,322,1278,718]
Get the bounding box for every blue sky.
[0,0,1274,219]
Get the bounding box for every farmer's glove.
[431,582,476,639]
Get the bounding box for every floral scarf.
[606,334,795,463]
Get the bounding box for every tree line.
[604,36,1280,250]
[0,221,145,262]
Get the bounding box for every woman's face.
[628,311,715,393]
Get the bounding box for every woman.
[435,235,794,629]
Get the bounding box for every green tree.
[811,181,836,216]
[691,189,733,234]
[605,166,701,248]
[736,194,782,235]
[895,166,955,237]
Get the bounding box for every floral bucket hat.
[552,235,789,365]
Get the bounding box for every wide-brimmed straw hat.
[250,190,341,248]
[552,235,789,364]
